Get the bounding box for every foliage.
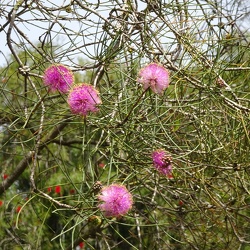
[0,0,250,249]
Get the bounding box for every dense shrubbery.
[0,0,250,249]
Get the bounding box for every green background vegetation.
[0,0,250,249]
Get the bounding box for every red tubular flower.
[16,206,22,213]
[79,242,84,249]
[55,185,61,194]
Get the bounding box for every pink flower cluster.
[43,64,102,118]
[41,62,175,217]
[98,184,133,217]
[138,63,170,95]
[43,64,74,93]
[152,149,173,177]
[67,83,102,116]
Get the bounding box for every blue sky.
[0,0,249,69]
[0,0,148,68]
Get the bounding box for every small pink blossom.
[43,64,74,93]
[138,63,170,95]
[152,149,173,177]
[98,184,133,217]
[67,83,101,116]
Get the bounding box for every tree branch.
[0,121,69,195]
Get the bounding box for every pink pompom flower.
[98,184,133,217]
[137,63,170,95]
[67,83,102,116]
[152,149,173,177]
[43,64,74,93]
